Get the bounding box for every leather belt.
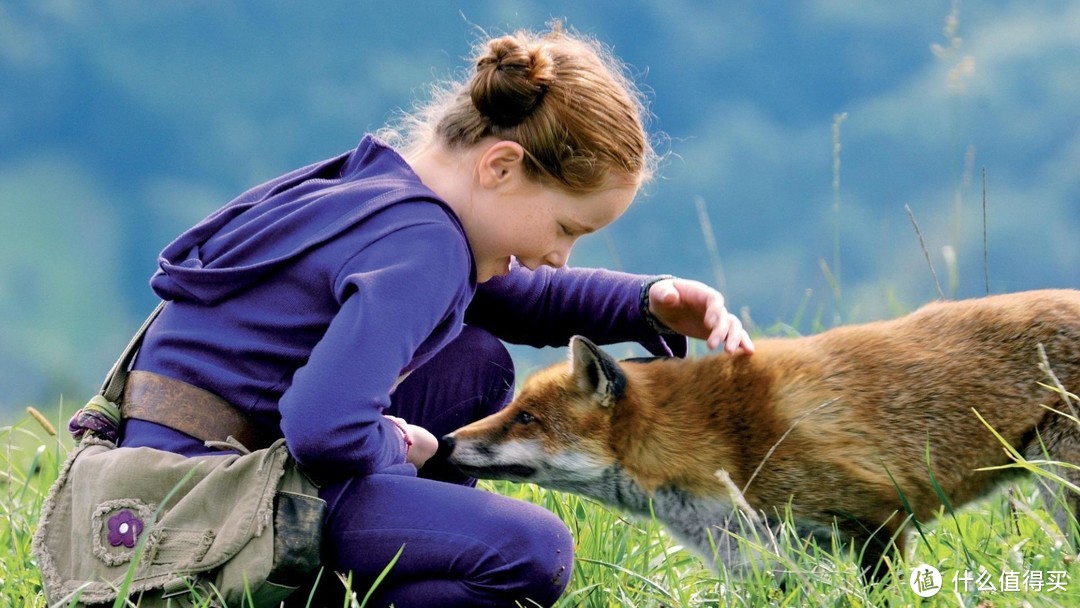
[122,370,278,450]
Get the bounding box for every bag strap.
[70,302,167,443]
[100,301,167,403]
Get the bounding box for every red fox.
[444,290,1080,581]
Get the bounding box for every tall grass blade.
[982,167,990,295]
[694,196,726,291]
[358,544,405,608]
[831,112,847,295]
[817,259,842,326]
[882,461,924,542]
[924,439,976,568]
[904,204,944,299]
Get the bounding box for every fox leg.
[1026,410,1080,548]
[857,528,901,584]
[708,517,781,577]
[827,516,903,584]
[659,505,781,578]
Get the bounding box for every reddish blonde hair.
[384,23,657,194]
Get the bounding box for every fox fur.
[445,290,1080,580]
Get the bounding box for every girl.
[107,24,752,607]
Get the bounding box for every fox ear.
[569,336,627,407]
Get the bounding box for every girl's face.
[468,156,637,282]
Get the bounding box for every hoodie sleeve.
[278,209,472,480]
[465,259,687,357]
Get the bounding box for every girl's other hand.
[385,416,440,468]
[648,278,755,354]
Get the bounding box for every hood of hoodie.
[151,136,464,304]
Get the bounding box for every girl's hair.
[382,23,658,193]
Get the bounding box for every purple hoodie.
[128,136,684,479]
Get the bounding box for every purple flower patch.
[107,509,144,548]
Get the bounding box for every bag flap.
[33,437,290,604]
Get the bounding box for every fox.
[444,289,1080,582]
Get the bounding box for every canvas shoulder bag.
[32,303,325,607]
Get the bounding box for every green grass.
[494,481,1080,607]
[5,403,1080,607]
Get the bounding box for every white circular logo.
[909,563,943,597]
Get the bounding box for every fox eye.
[514,411,537,425]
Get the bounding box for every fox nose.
[436,434,456,460]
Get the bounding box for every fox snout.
[440,432,541,481]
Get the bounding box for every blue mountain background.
[2,1,1077,422]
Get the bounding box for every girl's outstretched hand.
[647,278,755,354]
[385,415,439,469]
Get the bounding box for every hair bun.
[471,35,555,127]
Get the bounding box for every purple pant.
[307,326,574,607]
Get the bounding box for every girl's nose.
[543,250,567,268]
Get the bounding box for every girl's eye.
[515,411,537,425]
[558,223,572,237]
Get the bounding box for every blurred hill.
[2,1,1078,420]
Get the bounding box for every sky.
[1,0,1077,418]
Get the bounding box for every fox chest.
[559,465,742,530]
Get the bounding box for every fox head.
[444,336,630,490]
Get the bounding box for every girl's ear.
[476,140,526,190]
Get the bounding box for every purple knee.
[504,505,576,606]
[316,474,575,607]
